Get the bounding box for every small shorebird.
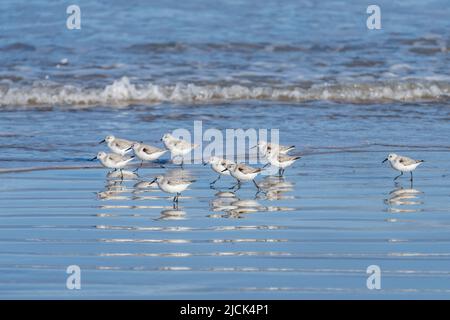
[128,142,167,171]
[91,151,135,179]
[149,175,195,205]
[225,163,262,191]
[204,156,235,186]
[254,141,295,156]
[265,150,301,176]
[100,135,135,156]
[161,133,199,167]
[382,153,424,182]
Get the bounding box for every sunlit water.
[0,0,450,298]
[0,104,449,299]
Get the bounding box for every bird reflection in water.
[256,176,295,201]
[156,209,187,220]
[209,191,264,218]
[385,182,423,214]
[209,175,295,219]
[97,170,138,201]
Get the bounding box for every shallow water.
[0,103,449,299]
[0,0,450,299]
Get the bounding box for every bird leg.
[210,175,221,186]
[133,161,144,172]
[173,193,180,204]
[253,179,261,191]
[393,172,403,181]
[410,172,413,182]
[229,181,241,191]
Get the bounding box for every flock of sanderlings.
[91,134,424,205]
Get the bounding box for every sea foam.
[0,77,449,107]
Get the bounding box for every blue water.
[0,0,449,299]
[1,0,449,105]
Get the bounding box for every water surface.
[0,0,449,299]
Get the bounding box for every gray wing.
[109,153,132,161]
[239,164,261,174]
[280,144,295,152]
[142,144,164,154]
[173,139,192,148]
[398,156,421,166]
[279,154,301,161]
[114,138,134,149]
[167,179,195,185]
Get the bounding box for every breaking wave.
[1,77,449,107]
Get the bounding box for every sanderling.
[254,141,295,156]
[225,163,262,191]
[382,153,424,182]
[204,156,235,186]
[265,150,301,176]
[91,152,135,178]
[128,142,167,171]
[149,175,195,205]
[161,133,199,167]
[100,135,135,156]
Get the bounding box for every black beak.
[250,145,257,149]
[382,158,388,163]
[148,178,157,185]
[125,147,132,152]
[99,139,105,144]
[90,156,97,161]
[221,168,228,173]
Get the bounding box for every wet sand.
[0,104,449,298]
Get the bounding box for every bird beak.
[148,178,157,185]
[89,156,97,161]
[221,168,228,172]
[382,158,388,163]
[125,147,133,152]
[250,145,257,149]
[99,139,105,144]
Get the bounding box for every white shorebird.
[254,141,295,156]
[225,163,262,191]
[265,150,301,176]
[149,175,195,205]
[204,156,235,186]
[128,142,167,171]
[382,153,424,182]
[100,135,135,156]
[161,133,199,167]
[91,151,135,178]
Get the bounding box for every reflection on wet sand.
[95,167,298,219]
[106,170,138,180]
[385,183,423,214]
[208,176,295,218]
[157,209,187,220]
[97,170,138,201]
[96,169,195,212]
[257,176,295,201]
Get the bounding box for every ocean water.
[0,0,449,299]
